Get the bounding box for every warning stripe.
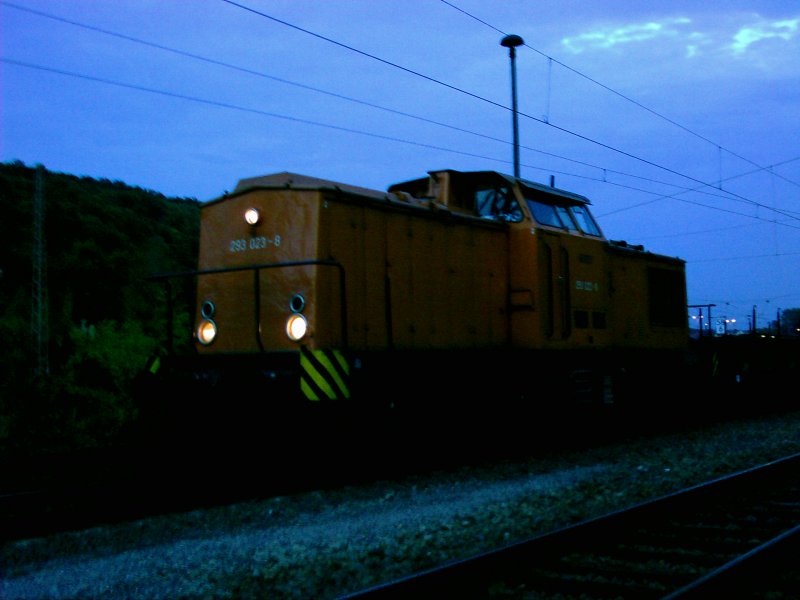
[300,347,351,401]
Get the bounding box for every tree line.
[0,161,199,455]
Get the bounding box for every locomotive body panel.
[312,187,509,351]
[159,168,688,412]
[192,170,688,357]
[197,188,322,353]
[606,244,688,350]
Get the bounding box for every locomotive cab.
[388,170,613,350]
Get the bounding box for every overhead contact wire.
[218,0,799,218]
[439,0,800,190]
[6,0,793,219]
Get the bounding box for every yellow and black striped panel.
[299,347,351,401]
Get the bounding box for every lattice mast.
[31,164,49,377]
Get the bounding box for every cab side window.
[570,205,601,236]
[527,199,602,236]
[476,187,524,223]
[527,199,563,228]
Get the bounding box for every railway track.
[341,452,800,599]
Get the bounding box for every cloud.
[561,18,692,54]
[561,14,799,63]
[729,18,799,54]
[685,32,712,59]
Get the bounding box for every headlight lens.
[285,314,308,341]
[244,208,260,225]
[196,319,217,345]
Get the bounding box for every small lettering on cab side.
[229,235,282,252]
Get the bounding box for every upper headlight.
[244,208,260,225]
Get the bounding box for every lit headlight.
[196,319,217,345]
[285,314,308,341]
[244,208,260,225]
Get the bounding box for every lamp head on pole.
[500,34,524,178]
[501,34,524,49]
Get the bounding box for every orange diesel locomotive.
[151,169,687,435]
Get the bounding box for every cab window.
[571,205,601,236]
[526,199,562,228]
[527,198,601,236]
[556,206,579,232]
[475,187,523,222]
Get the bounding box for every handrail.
[148,259,347,355]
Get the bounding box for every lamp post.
[501,34,524,179]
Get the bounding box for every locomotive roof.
[512,174,592,205]
[230,171,389,200]
[219,169,591,206]
[388,169,593,205]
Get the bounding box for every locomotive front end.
[141,174,361,456]
[191,176,352,403]
[196,194,307,355]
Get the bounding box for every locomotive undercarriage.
[137,345,692,458]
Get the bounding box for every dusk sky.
[2,0,798,331]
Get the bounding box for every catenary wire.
[3,4,795,314]
[5,1,798,236]
[438,0,800,190]
[5,55,798,232]
[598,156,800,219]
[216,0,791,214]
[3,0,783,215]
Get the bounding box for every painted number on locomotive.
[229,235,282,253]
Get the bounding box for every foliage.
[0,160,200,455]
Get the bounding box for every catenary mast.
[31,164,49,377]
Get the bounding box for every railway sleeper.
[607,543,739,569]
[624,528,764,556]
[557,565,697,590]
[556,552,709,581]
[664,514,797,542]
[495,566,677,598]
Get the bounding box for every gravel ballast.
[3,409,800,599]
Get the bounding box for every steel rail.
[339,452,800,599]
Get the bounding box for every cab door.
[540,231,572,342]
[507,226,571,348]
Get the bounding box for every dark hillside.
[0,161,200,454]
